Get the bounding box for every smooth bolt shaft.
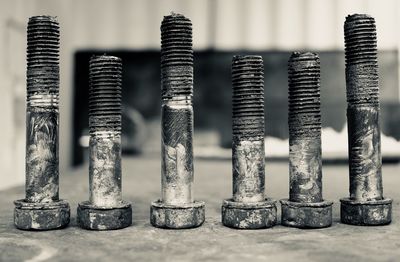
[161,13,194,205]
[26,16,60,203]
[231,55,265,203]
[88,55,123,207]
[288,52,322,203]
[344,14,382,201]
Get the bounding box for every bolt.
[150,13,205,229]
[280,52,332,228]
[221,55,277,229]
[340,14,392,225]
[77,55,132,230]
[14,16,70,230]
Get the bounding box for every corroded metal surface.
[89,135,122,207]
[221,55,277,229]
[232,140,265,203]
[281,52,332,229]
[14,16,70,230]
[341,14,392,225]
[287,52,322,203]
[26,108,59,203]
[77,201,132,230]
[150,200,205,229]
[340,198,392,226]
[77,55,132,230]
[221,199,277,229]
[151,13,205,229]
[280,199,332,228]
[289,138,322,203]
[14,199,70,230]
[347,106,382,200]
[161,103,193,205]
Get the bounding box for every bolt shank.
[232,138,265,202]
[347,106,383,200]
[161,101,194,205]
[26,104,59,202]
[89,133,122,207]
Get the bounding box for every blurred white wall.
[0,0,399,189]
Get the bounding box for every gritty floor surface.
[1,156,400,262]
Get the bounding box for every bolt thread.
[288,52,321,139]
[344,14,379,106]
[89,55,122,134]
[232,55,264,139]
[27,16,59,105]
[161,13,193,100]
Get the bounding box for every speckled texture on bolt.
[288,52,322,203]
[151,13,205,229]
[14,16,70,231]
[222,55,276,229]
[77,55,132,230]
[160,13,194,205]
[280,52,332,229]
[341,14,392,225]
[231,55,265,203]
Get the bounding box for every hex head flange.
[280,199,333,229]
[340,197,392,226]
[77,201,132,230]
[150,200,205,229]
[14,199,70,230]
[221,198,277,229]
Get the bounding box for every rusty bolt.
[14,16,70,230]
[221,55,277,229]
[150,13,205,229]
[340,14,392,225]
[280,52,332,229]
[77,55,132,230]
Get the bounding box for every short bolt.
[150,13,205,229]
[280,52,332,229]
[77,55,132,230]
[221,55,277,229]
[340,14,392,225]
[14,16,70,230]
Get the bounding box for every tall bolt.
[280,52,332,228]
[77,55,132,230]
[221,55,277,229]
[150,13,205,229]
[340,14,392,225]
[14,16,70,230]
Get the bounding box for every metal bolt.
[221,55,277,229]
[77,55,132,230]
[280,52,332,228]
[340,14,392,225]
[150,13,205,229]
[14,16,70,230]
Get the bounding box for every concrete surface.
[1,156,400,262]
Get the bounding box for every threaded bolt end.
[344,14,379,106]
[27,16,59,104]
[161,13,193,100]
[288,52,321,139]
[89,55,122,134]
[232,55,264,139]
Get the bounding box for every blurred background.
[1,0,400,190]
